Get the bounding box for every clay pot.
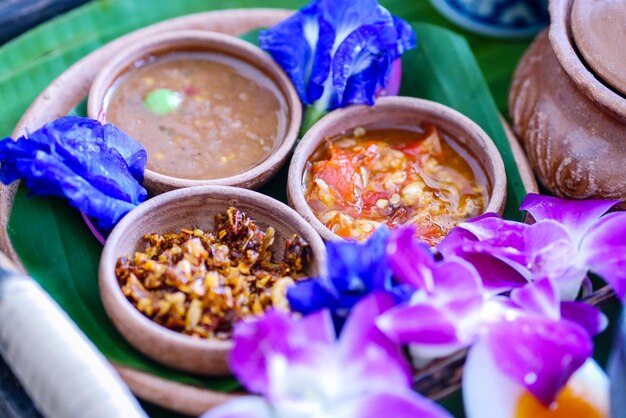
[509,0,626,201]
[287,96,507,241]
[99,185,326,375]
[88,30,302,195]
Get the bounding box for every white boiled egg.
[463,339,609,418]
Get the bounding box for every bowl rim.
[287,96,507,242]
[88,29,302,191]
[99,185,327,361]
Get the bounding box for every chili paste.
[304,126,487,245]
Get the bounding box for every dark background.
[0,0,89,45]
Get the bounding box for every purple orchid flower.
[259,0,416,128]
[287,227,412,328]
[378,227,607,372]
[463,278,608,415]
[509,277,607,338]
[202,293,452,418]
[439,193,626,300]
[376,228,502,363]
[0,117,147,228]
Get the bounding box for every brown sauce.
[105,52,288,180]
[304,127,488,245]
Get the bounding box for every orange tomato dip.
[304,126,487,245]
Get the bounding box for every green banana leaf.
[0,1,539,416]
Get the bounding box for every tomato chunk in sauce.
[304,127,487,245]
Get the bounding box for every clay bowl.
[287,96,507,241]
[99,185,326,375]
[88,30,302,195]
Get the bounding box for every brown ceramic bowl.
[88,30,302,195]
[99,186,326,375]
[287,96,507,241]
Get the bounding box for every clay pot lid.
[571,0,626,95]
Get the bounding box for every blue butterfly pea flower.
[0,116,147,229]
[260,0,416,124]
[287,226,412,328]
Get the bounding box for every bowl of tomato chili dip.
[287,96,506,244]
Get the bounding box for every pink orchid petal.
[440,213,525,268]
[520,193,620,243]
[581,212,626,249]
[339,292,412,386]
[460,212,525,243]
[229,310,334,395]
[525,221,576,259]
[229,311,291,394]
[510,278,560,320]
[339,291,397,354]
[509,278,606,336]
[445,217,587,299]
[439,221,531,294]
[200,396,273,418]
[550,267,589,301]
[462,253,530,294]
[348,388,452,418]
[377,303,463,346]
[521,220,586,300]
[387,227,436,290]
[378,257,485,354]
[440,225,532,294]
[580,212,626,300]
[446,252,528,294]
[560,302,608,337]
[486,315,593,406]
[431,258,484,305]
[523,220,573,257]
[300,309,337,344]
[478,220,570,273]
[438,224,479,252]
[447,216,529,268]
[341,342,413,393]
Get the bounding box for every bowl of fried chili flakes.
[99,185,326,375]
